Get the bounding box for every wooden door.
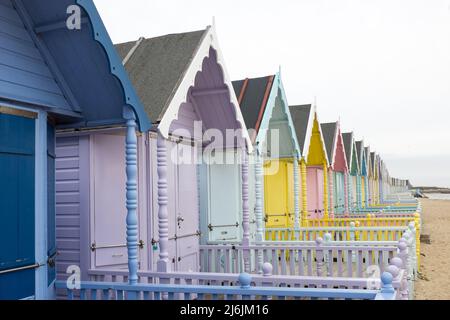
[174,142,200,272]
[0,112,35,299]
[264,160,288,227]
[207,150,241,242]
[316,168,324,218]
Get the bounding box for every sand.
[414,199,450,300]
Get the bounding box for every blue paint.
[47,123,56,286]
[55,279,381,300]
[123,106,138,288]
[0,113,35,300]
[13,0,151,131]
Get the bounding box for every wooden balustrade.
[58,271,397,300]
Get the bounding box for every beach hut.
[232,74,301,234]
[320,122,349,217]
[55,25,253,278]
[342,132,359,213]
[355,140,367,209]
[289,105,329,222]
[0,0,150,299]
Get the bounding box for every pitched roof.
[289,104,312,155]
[232,76,275,137]
[320,122,337,164]
[342,132,353,166]
[115,29,208,124]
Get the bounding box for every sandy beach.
[415,199,450,299]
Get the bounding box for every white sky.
[94,0,450,187]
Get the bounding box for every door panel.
[264,160,288,227]
[92,134,128,268]
[306,167,318,218]
[175,143,199,271]
[0,113,35,299]
[208,150,241,241]
[316,168,324,217]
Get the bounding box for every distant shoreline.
[414,187,450,194]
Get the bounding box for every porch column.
[301,160,308,227]
[323,162,329,220]
[328,170,334,218]
[255,149,264,272]
[123,106,139,285]
[344,172,349,216]
[241,149,250,273]
[157,131,170,272]
[293,155,300,237]
[357,175,362,209]
[365,176,369,208]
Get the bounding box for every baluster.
[289,249,295,275]
[307,249,313,276]
[337,249,343,277]
[297,249,305,276]
[281,249,287,275]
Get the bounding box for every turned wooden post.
[123,106,139,288]
[255,150,264,272]
[357,175,362,209]
[414,214,421,271]
[262,263,273,300]
[241,150,251,273]
[392,255,409,300]
[385,263,400,299]
[157,131,170,273]
[344,172,349,216]
[329,170,334,218]
[301,160,308,227]
[293,155,300,237]
[323,162,329,220]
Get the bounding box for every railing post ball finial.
[238,273,252,289]
[315,237,324,246]
[386,264,400,280]
[324,233,332,243]
[355,221,360,227]
[391,257,403,270]
[398,241,407,251]
[380,272,395,293]
[408,222,415,230]
[350,221,355,228]
[262,262,273,276]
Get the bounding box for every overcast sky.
[94,0,450,187]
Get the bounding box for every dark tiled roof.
[355,141,364,164]
[342,132,353,166]
[320,122,337,164]
[232,76,275,136]
[289,104,312,155]
[115,29,207,123]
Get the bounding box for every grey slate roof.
[320,122,337,165]
[232,76,274,134]
[342,132,353,166]
[115,29,208,124]
[289,104,312,155]
[355,141,363,164]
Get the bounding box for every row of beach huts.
[0,0,419,300]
